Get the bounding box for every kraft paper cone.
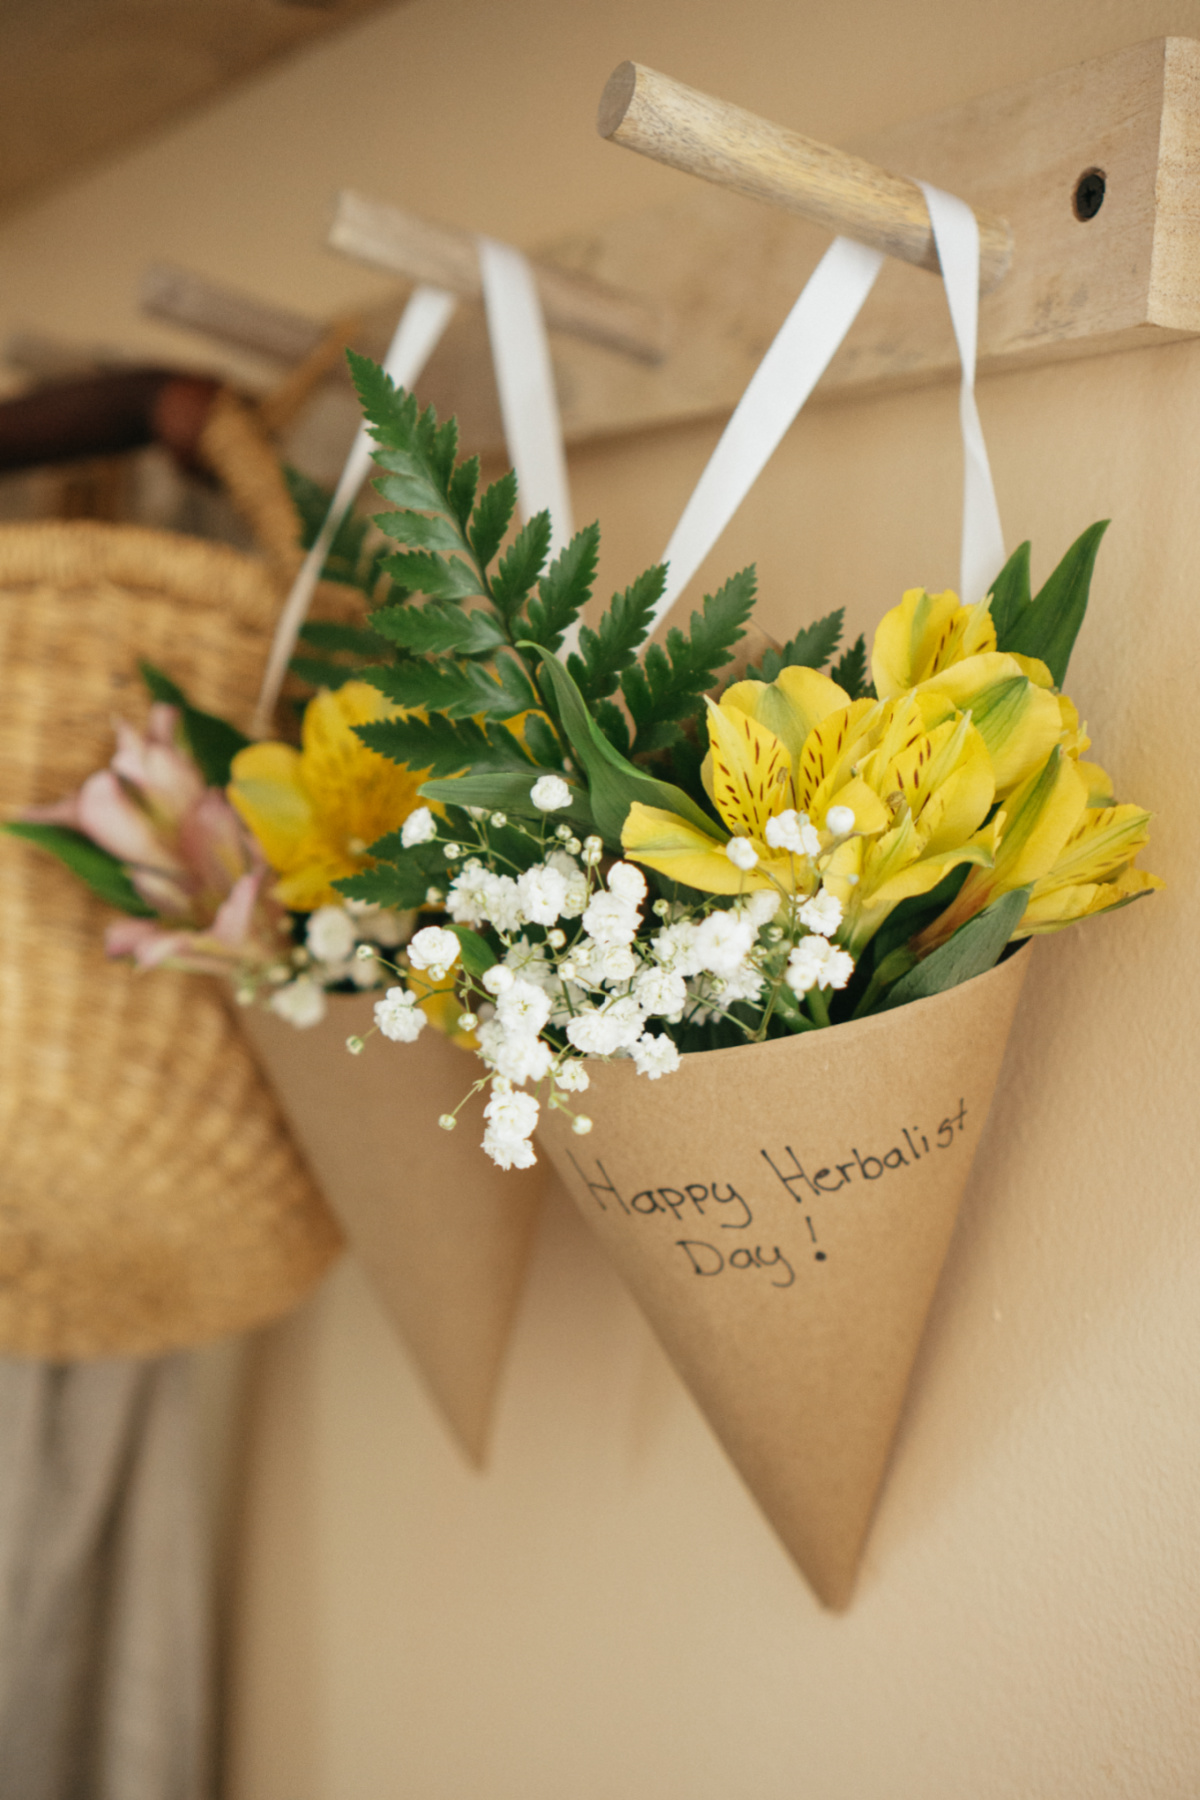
[536,949,1030,1608]
[240,992,544,1463]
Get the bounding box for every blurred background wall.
[2,1,1198,1794]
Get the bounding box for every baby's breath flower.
[424,887,445,906]
[572,1115,594,1135]
[554,1059,590,1093]
[438,1113,457,1131]
[825,805,856,836]
[563,835,582,856]
[725,836,759,871]
[530,775,572,812]
[582,835,604,866]
[786,936,854,996]
[457,1012,478,1032]
[765,809,821,857]
[798,888,844,936]
[481,964,514,996]
[269,977,326,1028]
[306,905,356,965]
[401,806,437,847]
[546,928,566,948]
[443,842,462,860]
[555,822,574,841]
[490,811,508,828]
[374,986,426,1042]
[356,942,376,960]
[631,1032,682,1080]
[407,925,461,980]
[346,1035,365,1055]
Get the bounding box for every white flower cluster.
[267,902,415,1028]
[363,783,859,1170]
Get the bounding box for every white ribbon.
[254,284,458,734]
[652,237,884,633]
[255,236,578,732]
[477,236,577,652]
[916,181,1005,604]
[652,183,1004,633]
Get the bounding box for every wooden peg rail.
[597,62,1014,290]
[129,38,1200,468]
[328,191,668,365]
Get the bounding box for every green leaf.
[525,522,600,652]
[419,772,596,834]
[3,821,156,916]
[298,620,390,656]
[566,563,664,704]
[354,713,532,779]
[448,456,480,529]
[621,566,756,752]
[282,465,372,584]
[372,511,465,555]
[879,887,1031,1010]
[744,609,844,682]
[999,521,1108,686]
[373,468,448,517]
[831,633,870,700]
[367,600,506,659]
[469,472,517,570]
[288,656,360,692]
[522,711,565,767]
[379,550,482,604]
[491,512,552,618]
[138,661,249,787]
[987,540,1032,642]
[531,646,720,847]
[449,925,499,977]
[333,862,434,910]
[361,656,535,721]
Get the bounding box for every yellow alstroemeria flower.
[817,697,996,953]
[915,652,1065,796]
[622,667,887,895]
[913,746,1090,955]
[1015,800,1163,936]
[229,681,428,910]
[871,587,996,698]
[622,672,995,949]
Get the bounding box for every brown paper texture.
[240,993,544,1464]
[536,949,1031,1608]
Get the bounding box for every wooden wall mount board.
[535,950,1031,1610]
[373,37,1200,456]
[239,993,545,1466]
[140,40,1200,463]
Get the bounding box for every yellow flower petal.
[229,680,429,911]
[704,697,793,843]
[721,666,851,762]
[621,803,777,895]
[872,588,996,698]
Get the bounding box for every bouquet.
[318,357,1160,1169]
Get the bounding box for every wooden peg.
[598,62,1013,291]
[140,262,326,364]
[328,191,669,364]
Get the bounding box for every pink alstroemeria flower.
[26,705,291,977]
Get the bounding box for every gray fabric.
[0,1355,211,1800]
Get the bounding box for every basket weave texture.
[0,521,343,1359]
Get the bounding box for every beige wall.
[6,1,1200,1793]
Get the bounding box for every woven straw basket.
[0,521,343,1359]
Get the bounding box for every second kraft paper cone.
[536,949,1030,1608]
[240,992,544,1464]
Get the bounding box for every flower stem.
[806,985,832,1029]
